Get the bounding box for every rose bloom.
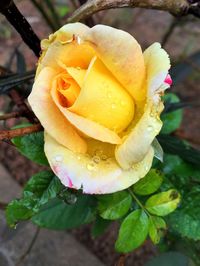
[28,23,172,194]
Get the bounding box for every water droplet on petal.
[93,156,101,164]
[101,154,107,161]
[55,155,63,162]
[147,126,153,132]
[87,162,95,171]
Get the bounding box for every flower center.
[56,73,80,107]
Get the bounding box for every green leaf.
[133,169,163,196]
[145,252,194,266]
[145,189,180,216]
[24,170,63,207]
[32,195,97,230]
[157,135,200,167]
[97,191,132,220]
[115,209,149,253]
[12,130,48,166]
[92,216,111,238]
[161,93,183,134]
[168,188,200,241]
[6,197,37,227]
[149,216,166,244]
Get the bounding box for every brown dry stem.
[0,124,43,141]
[68,0,193,22]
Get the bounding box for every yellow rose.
[28,23,171,194]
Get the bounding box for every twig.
[16,227,40,266]
[0,0,41,57]
[0,124,43,140]
[161,18,180,47]
[77,0,95,26]
[31,0,57,31]
[67,0,200,23]
[115,254,128,266]
[9,90,38,124]
[0,110,24,121]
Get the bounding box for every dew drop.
[147,126,153,132]
[101,154,107,161]
[94,149,103,156]
[87,162,95,171]
[93,156,101,164]
[55,155,63,162]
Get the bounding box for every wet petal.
[144,42,171,97]
[28,67,87,153]
[69,57,135,133]
[45,133,154,194]
[38,23,95,75]
[115,43,170,169]
[115,101,163,169]
[83,25,146,100]
[51,83,122,144]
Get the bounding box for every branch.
[68,0,200,23]
[0,110,24,121]
[0,124,43,141]
[0,0,41,57]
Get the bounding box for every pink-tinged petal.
[28,67,87,153]
[144,42,171,97]
[51,84,122,144]
[44,133,154,194]
[83,25,146,101]
[164,74,172,86]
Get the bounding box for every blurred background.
[0,0,200,265]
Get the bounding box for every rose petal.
[83,25,146,101]
[115,101,163,169]
[144,42,171,97]
[38,23,95,75]
[28,67,87,153]
[51,84,122,144]
[69,57,135,133]
[115,43,170,169]
[44,133,154,194]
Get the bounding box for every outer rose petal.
[37,23,95,75]
[83,25,146,101]
[44,133,154,194]
[51,85,122,144]
[28,67,87,153]
[115,43,171,169]
[144,42,171,97]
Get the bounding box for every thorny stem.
[0,0,41,57]
[0,124,43,141]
